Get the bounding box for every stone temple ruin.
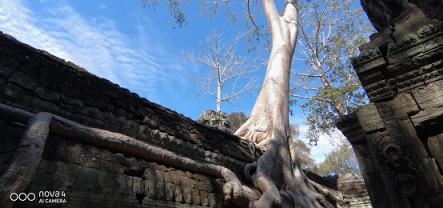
[196,110,232,133]
[1,0,443,208]
[337,0,443,207]
[0,30,369,207]
[0,30,262,207]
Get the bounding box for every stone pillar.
[336,1,443,207]
[336,105,396,208]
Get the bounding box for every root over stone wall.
[0,30,262,207]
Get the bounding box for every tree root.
[309,179,340,208]
[244,162,258,187]
[237,116,337,208]
[0,112,52,208]
[235,115,272,147]
[0,103,254,208]
[241,133,337,208]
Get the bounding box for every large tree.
[290,0,374,144]
[183,30,258,113]
[142,0,337,207]
[234,0,338,207]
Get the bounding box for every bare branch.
[291,71,323,78]
[212,0,229,5]
[292,82,319,91]
[182,30,258,112]
[290,94,330,103]
[247,0,270,45]
[182,49,216,69]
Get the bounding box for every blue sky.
[0,0,349,163]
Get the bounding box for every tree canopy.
[310,144,361,177]
[140,0,270,51]
[290,0,374,144]
[227,112,249,132]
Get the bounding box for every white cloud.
[0,0,189,104]
[291,119,347,164]
[308,129,348,164]
[289,116,305,125]
[99,4,106,9]
[299,125,309,134]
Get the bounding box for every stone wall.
[338,174,371,208]
[304,171,338,190]
[336,1,443,207]
[306,171,372,208]
[0,30,263,207]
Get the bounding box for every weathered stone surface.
[356,104,385,133]
[391,92,420,119]
[411,106,443,130]
[428,135,443,173]
[133,176,144,195]
[143,168,156,200]
[337,2,443,207]
[181,175,193,205]
[7,71,39,91]
[34,87,60,102]
[336,114,367,143]
[196,110,231,132]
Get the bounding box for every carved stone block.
[428,135,443,173]
[359,70,385,87]
[356,104,385,133]
[354,54,386,74]
[390,93,419,120]
[410,106,443,130]
[411,83,443,109]
[196,110,231,132]
[335,114,366,143]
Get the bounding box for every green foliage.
[140,0,269,52]
[301,86,367,143]
[141,0,240,28]
[309,144,361,177]
[290,0,375,144]
[226,112,249,132]
[141,0,192,28]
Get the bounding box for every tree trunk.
[217,83,222,112]
[235,0,337,207]
[235,0,297,147]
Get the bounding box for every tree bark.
[0,112,52,208]
[217,83,222,112]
